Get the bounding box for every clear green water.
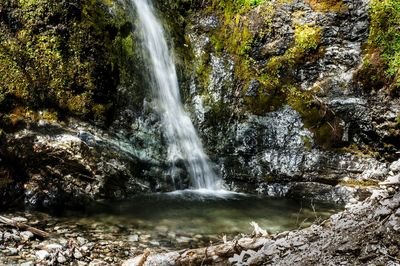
[2,191,342,254]
[67,190,341,236]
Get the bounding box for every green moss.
[209,11,254,57]
[263,175,275,182]
[243,23,322,114]
[211,0,265,14]
[302,136,313,150]
[0,0,138,123]
[339,178,379,187]
[305,0,347,13]
[195,53,212,89]
[41,110,58,122]
[294,24,321,50]
[357,0,400,95]
[338,144,380,158]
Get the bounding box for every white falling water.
[133,0,222,190]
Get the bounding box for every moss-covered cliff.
[0,0,142,126]
[159,0,399,192]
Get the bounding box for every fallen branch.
[123,237,267,266]
[0,215,49,238]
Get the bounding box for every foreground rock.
[124,185,400,265]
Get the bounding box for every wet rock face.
[219,106,312,182]
[0,118,175,209]
[180,0,398,196]
[215,106,386,201]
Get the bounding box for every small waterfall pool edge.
[2,192,343,255]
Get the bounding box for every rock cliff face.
[174,0,399,198]
[1,0,399,208]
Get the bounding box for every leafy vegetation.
[356,0,400,95]
[0,0,138,125]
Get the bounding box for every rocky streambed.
[0,193,340,265]
[125,184,400,266]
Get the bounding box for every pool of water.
[63,190,341,236]
[0,191,342,263]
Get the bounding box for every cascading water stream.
[132,0,222,190]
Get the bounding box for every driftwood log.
[0,215,49,238]
[123,237,267,266]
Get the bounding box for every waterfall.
[132,0,222,190]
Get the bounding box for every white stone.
[379,175,400,185]
[7,247,18,255]
[46,243,63,251]
[36,250,50,260]
[57,254,67,263]
[150,241,160,246]
[88,259,107,266]
[176,236,192,243]
[128,234,139,242]
[390,159,400,172]
[12,217,28,223]
[20,231,34,241]
[74,250,83,259]
[20,262,34,266]
[77,236,88,246]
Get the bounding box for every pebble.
[128,234,139,242]
[12,217,28,223]
[57,254,67,263]
[176,236,192,243]
[77,236,88,246]
[46,243,63,251]
[74,250,83,259]
[35,250,50,260]
[3,232,12,240]
[89,259,107,266]
[150,241,160,246]
[155,226,169,233]
[8,247,18,255]
[20,231,34,241]
[20,262,34,266]
[349,198,358,204]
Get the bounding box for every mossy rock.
[0,0,142,125]
[305,0,347,13]
[356,0,400,96]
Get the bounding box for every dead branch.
[0,215,49,238]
